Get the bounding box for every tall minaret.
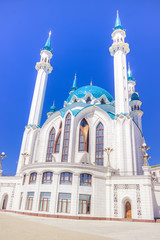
[109,11,130,115]
[28,31,53,126]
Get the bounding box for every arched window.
[95,122,104,166]
[100,99,105,104]
[22,174,26,185]
[54,122,62,153]
[80,174,92,186]
[60,172,72,184]
[79,119,89,152]
[131,106,133,111]
[45,57,47,62]
[42,172,53,184]
[137,105,140,110]
[134,105,136,110]
[46,127,56,162]
[86,97,91,104]
[29,172,37,184]
[62,113,71,162]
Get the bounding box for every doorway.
[125,201,132,219]
[2,195,8,210]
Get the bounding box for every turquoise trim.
[26,124,41,128]
[151,164,160,168]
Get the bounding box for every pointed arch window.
[86,97,91,104]
[54,122,62,153]
[95,122,104,166]
[46,127,56,162]
[79,119,89,152]
[62,113,71,162]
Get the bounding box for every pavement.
[0,212,160,240]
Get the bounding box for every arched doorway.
[125,201,132,219]
[2,194,8,210]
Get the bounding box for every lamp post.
[139,142,151,166]
[21,152,30,165]
[104,147,114,168]
[0,152,7,176]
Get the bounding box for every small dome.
[131,93,139,101]
[50,105,56,112]
[66,85,114,103]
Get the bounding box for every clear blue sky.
[0,0,160,173]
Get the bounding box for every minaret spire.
[127,62,133,80]
[109,11,130,115]
[114,10,123,30]
[43,31,52,51]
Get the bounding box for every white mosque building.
[0,12,160,221]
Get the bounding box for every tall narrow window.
[22,174,26,185]
[54,122,62,153]
[62,113,71,162]
[57,193,71,213]
[46,127,56,162]
[79,119,89,152]
[96,122,104,166]
[78,194,91,214]
[19,192,23,210]
[25,192,34,210]
[39,192,51,212]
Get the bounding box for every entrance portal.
[2,195,8,210]
[125,201,132,219]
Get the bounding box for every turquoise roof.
[66,85,114,103]
[114,11,123,30]
[50,105,56,112]
[131,93,139,101]
[43,32,52,52]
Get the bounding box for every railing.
[1,173,16,177]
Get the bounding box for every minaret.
[109,11,130,115]
[127,62,136,101]
[128,64,143,131]
[28,31,53,126]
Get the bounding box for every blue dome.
[131,93,139,101]
[66,85,114,103]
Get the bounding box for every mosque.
[0,12,160,221]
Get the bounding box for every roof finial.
[90,79,93,86]
[117,10,119,17]
[49,30,51,38]
[53,99,55,106]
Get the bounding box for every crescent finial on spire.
[49,31,51,38]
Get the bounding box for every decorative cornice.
[109,42,130,56]
[35,62,53,74]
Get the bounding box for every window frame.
[60,172,72,185]
[39,192,51,212]
[95,122,104,166]
[61,113,71,162]
[57,193,71,213]
[78,194,91,214]
[46,127,56,162]
[25,192,34,210]
[80,173,92,186]
[42,172,53,184]
[29,172,37,184]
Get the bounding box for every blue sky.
[0,0,160,173]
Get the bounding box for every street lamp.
[104,147,114,167]
[0,152,7,176]
[139,142,151,166]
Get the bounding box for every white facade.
[0,14,160,221]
